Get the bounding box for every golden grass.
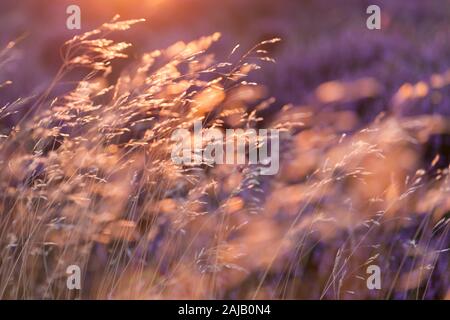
[0,17,448,299]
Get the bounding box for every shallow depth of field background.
[0,0,449,299]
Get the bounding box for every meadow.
[0,0,448,299]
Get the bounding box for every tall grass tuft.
[0,17,448,299]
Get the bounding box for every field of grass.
[0,1,449,299]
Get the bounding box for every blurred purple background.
[1,0,449,119]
